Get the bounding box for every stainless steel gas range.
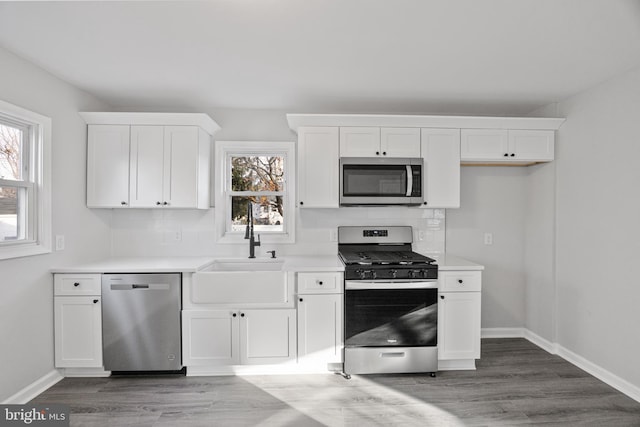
[338,226,438,376]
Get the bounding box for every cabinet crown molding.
[286,113,565,132]
[80,112,220,135]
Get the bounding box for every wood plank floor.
[32,339,640,426]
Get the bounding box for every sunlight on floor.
[242,374,465,426]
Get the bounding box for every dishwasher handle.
[109,283,171,291]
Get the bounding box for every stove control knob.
[390,269,398,279]
[356,269,366,279]
[408,270,416,278]
[371,270,377,279]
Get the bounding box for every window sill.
[0,242,51,260]
[216,232,295,245]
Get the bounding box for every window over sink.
[215,141,295,244]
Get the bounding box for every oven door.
[340,157,423,206]
[344,280,437,348]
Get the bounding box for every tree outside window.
[230,156,285,232]
[0,122,25,242]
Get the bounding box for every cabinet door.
[87,125,130,208]
[339,127,381,157]
[297,127,339,208]
[380,127,421,157]
[240,309,296,365]
[460,129,509,161]
[164,126,200,208]
[54,296,102,368]
[438,292,481,360]
[297,294,343,364]
[508,130,554,162]
[420,128,460,208]
[182,310,239,366]
[129,125,165,207]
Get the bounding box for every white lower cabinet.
[182,310,239,366]
[438,292,481,360]
[182,308,296,367]
[53,274,103,368]
[437,270,482,369]
[241,309,296,364]
[296,272,344,367]
[297,294,343,364]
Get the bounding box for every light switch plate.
[55,235,65,251]
[484,233,493,245]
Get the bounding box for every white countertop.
[431,254,485,271]
[279,255,344,272]
[52,255,344,274]
[51,254,478,274]
[51,257,217,273]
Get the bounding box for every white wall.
[0,47,111,402]
[523,161,556,341]
[551,66,640,389]
[446,167,527,329]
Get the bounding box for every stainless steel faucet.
[244,201,260,258]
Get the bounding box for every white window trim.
[214,141,295,244]
[0,99,51,260]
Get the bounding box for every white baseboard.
[2,370,63,404]
[481,327,640,403]
[481,327,525,338]
[522,329,558,354]
[556,344,640,403]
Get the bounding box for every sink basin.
[192,258,289,305]
[201,258,284,272]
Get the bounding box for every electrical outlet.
[55,235,65,251]
[330,229,338,242]
[418,230,425,241]
[484,233,493,245]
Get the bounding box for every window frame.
[0,99,51,260]
[215,141,295,244]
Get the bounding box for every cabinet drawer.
[439,271,481,292]
[54,274,102,296]
[297,272,342,294]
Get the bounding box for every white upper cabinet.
[420,128,460,208]
[86,125,131,208]
[130,126,208,208]
[297,126,340,208]
[83,112,218,209]
[339,127,380,157]
[129,125,165,207]
[461,129,555,164]
[340,127,421,158]
[508,130,555,162]
[380,127,421,157]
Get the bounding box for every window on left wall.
[0,99,51,260]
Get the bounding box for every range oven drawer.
[344,346,438,374]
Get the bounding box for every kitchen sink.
[191,259,289,305]
[201,258,284,272]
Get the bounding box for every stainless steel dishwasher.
[102,273,182,372]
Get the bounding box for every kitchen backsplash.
[109,207,445,257]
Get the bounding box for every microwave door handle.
[406,165,413,196]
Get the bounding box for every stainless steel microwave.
[339,157,424,206]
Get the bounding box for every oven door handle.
[406,165,413,196]
[345,280,438,290]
